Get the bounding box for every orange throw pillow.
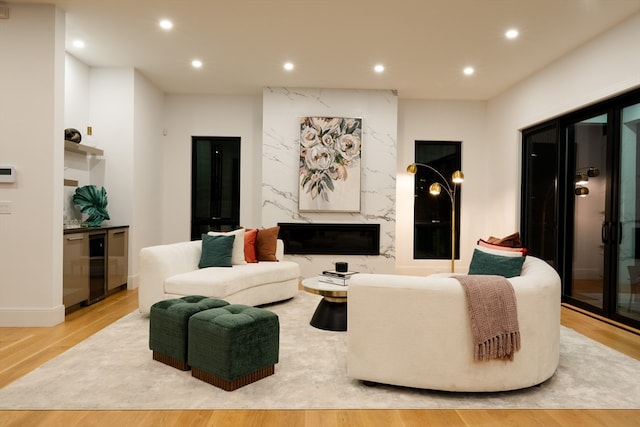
[244,228,258,263]
[255,226,280,262]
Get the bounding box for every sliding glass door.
[617,102,640,322]
[521,88,640,328]
[521,124,559,268]
[567,113,609,311]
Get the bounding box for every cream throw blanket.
[456,275,521,362]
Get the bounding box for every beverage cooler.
[87,232,106,304]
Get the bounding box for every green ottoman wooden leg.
[149,296,229,370]
[188,305,280,391]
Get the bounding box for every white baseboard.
[0,304,65,327]
[127,274,138,290]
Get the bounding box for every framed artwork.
[299,117,362,212]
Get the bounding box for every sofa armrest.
[138,240,201,314]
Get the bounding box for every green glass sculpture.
[73,185,110,227]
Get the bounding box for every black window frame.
[413,140,462,260]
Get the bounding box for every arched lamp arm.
[407,162,459,204]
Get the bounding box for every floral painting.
[299,117,362,212]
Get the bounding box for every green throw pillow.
[199,233,235,268]
[468,248,525,278]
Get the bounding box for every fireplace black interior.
[278,223,380,255]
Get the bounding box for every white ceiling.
[9,0,640,99]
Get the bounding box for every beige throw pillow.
[208,228,247,265]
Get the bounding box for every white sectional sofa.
[138,239,300,314]
[347,255,561,392]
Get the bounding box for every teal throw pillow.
[468,248,525,278]
[199,233,235,268]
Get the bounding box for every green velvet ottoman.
[188,304,280,391]
[149,296,229,370]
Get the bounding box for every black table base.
[309,299,347,331]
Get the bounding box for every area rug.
[0,291,638,410]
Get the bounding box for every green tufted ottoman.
[188,304,280,391]
[149,296,229,370]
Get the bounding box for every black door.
[191,136,240,240]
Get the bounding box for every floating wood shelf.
[64,179,79,187]
[64,140,104,156]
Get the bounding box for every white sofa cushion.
[207,228,246,265]
[164,261,299,299]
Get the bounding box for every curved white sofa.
[138,239,299,314]
[347,255,561,392]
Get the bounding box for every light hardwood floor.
[1,289,639,427]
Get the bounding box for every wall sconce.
[574,172,589,185]
[574,166,599,197]
[407,162,464,273]
[574,166,600,184]
[575,186,589,197]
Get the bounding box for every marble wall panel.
[262,87,397,277]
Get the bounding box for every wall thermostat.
[0,165,16,183]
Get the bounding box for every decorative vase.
[72,185,110,227]
[64,128,82,143]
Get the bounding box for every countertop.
[63,224,129,235]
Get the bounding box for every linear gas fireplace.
[277,223,380,255]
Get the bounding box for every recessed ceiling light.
[505,28,519,39]
[463,66,474,76]
[73,39,85,49]
[374,64,385,73]
[159,19,173,30]
[284,62,294,71]
[191,59,203,69]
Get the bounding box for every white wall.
[158,9,640,279]
[89,68,134,227]
[64,68,136,226]
[63,53,92,222]
[262,88,397,278]
[161,94,263,243]
[396,100,488,275]
[162,89,398,279]
[0,4,65,326]
[64,63,164,289]
[485,12,640,237]
[131,70,165,286]
[64,54,90,131]
[395,13,640,275]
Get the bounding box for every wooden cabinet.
[63,233,90,308]
[107,228,128,291]
[63,226,129,312]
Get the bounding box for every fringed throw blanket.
[455,275,521,362]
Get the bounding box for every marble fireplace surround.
[261,87,397,278]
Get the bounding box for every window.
[413,141,462,259]
[191,136,240,240]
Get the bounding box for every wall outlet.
[0,201,12,214]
